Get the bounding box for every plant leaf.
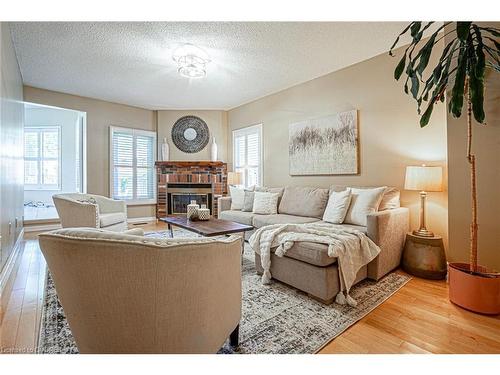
[411,22,422,39]
[410,74,420,99]
[389,23,414,56]
[480,27,500,38]
[450,45,467,117]
[394,54,406,80]
[457,22,472,41]
[420,102,434,127]
[416,33,438,76]
[469,47,486,124]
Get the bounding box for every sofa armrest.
[53,196,99,228]
[366,207,409,280]
[217,196,232,218]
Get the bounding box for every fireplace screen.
[171,194,209,215]
[167,183,213,215]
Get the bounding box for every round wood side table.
[402,233,447,280]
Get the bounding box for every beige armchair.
[53,193,127,232]
[39,228,242,353]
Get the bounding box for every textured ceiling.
[10,22,439,110]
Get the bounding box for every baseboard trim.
[0,228,25,317]
[127,216,156,225]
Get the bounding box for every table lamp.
[404,165,443,237]
[227,171,242,187]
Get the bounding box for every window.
[110,126,156,204]
[233,124,262,188]
[24,126,61,190]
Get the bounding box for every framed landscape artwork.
[289,110,359,175]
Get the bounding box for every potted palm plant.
[390,22,500,314]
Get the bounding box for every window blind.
[110,127,156,203]
[233,124,262,188]
[24,126,61,190]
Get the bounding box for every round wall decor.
[171,116,210,153]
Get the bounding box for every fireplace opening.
[167,183,213,215]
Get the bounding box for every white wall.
[0,23,24,284]
[24,105,83,205]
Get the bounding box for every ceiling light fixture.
[172,43,210,79]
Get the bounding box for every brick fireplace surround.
[155,161,228,219]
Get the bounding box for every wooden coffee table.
[159,216,254,253]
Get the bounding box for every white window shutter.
[233,124,262,188]
[110,127,156,203]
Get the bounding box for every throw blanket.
[249,223,381,307]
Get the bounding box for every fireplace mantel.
[155,161,228,218]
[155,161,226,168]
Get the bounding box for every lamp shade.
[404,166,443,192]
[227,171,242,185]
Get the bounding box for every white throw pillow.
[229,186,245,210]
[344,187,386,226]
[322,189,352,224]
[252,192,279,215]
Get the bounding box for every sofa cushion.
[255,186,285,205]
[344,187,386,226]
[270,222,368,267]
[278,186,329,218]
[322,189,352,224]
[252,214,319,228]
[229,185,245,210]
[242,191,255,212]
[252,192,279,215]
[379,187,400,211]
[219,210,255,226]
[99,212,126,227]
[278,241,336,267]
[330,185,400,211]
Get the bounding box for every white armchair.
[53,193,128,232]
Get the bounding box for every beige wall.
[23,86,157,218]
[228,43,449,247]
[446,22,500,270]
[0,23,24,295]
[157,110,228,162]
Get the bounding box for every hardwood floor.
[1,222,499,354]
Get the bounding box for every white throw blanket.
[249,223,381,307]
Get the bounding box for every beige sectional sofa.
[218,185,409,304]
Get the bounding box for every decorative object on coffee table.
[404,165,443,237]
[197,205,210,221]
[402,233,446,280]
[186,200,199,220]
[171,115,210,153]
[160,216,253,253]
[289,110,359,175]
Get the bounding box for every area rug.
[38,230,410,354]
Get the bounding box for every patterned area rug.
[38,230,410,354]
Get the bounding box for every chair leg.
[230,324,239,347]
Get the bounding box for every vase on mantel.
[211,136,218,162]
[161,137,170,161]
